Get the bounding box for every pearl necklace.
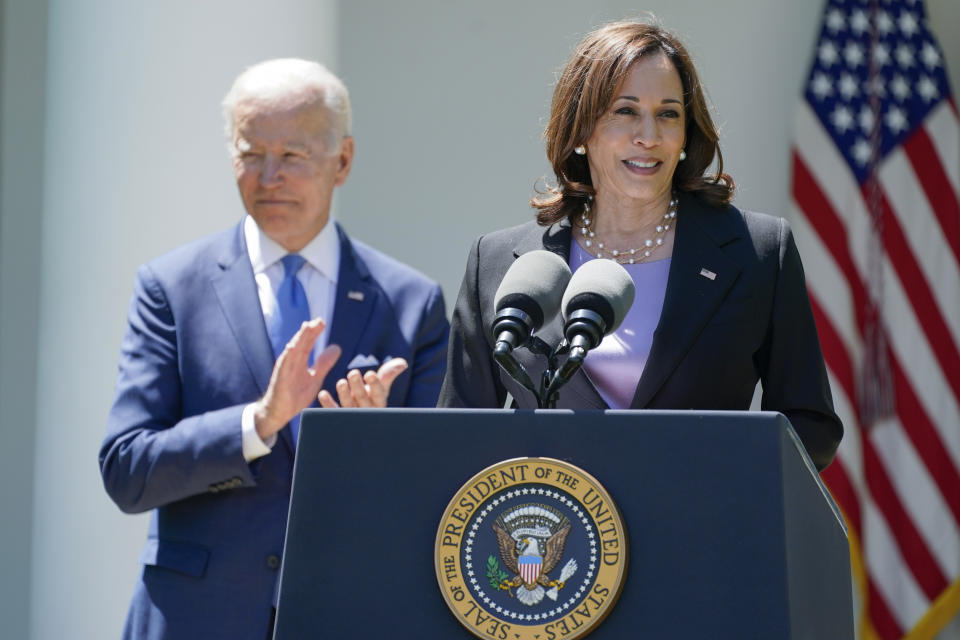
[578,197,677,264]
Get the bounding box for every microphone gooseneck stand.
[491,253,631,408]
[493,315,603,409]
[540,307,606,407]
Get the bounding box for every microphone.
[560,258,635,354]
[543,259,635,405]
[491,250,572,354]
[491,250,572,404]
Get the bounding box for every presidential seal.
[435,458,628,640]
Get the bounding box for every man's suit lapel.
[211,223,276,399]
[211,223,301,457]
[512,220,608,409]
[630,195,742,408]
[326,223,378,384]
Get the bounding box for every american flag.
[790,0,960,638]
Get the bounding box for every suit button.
[231,477,242,488]
[209,484,220,493]
[266,554,281,570]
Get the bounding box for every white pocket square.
[345,354,381,369]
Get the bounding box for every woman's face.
[584,53,686,211]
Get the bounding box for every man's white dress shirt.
[239,215,340,460]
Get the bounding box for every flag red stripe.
[807,294,863,535]
[851,168,960,538]
[796,154,950,595]
[889,348,960,530]
[808,293,856,402]
[807,295,867,545]
[792,153,871,318]
[796,154,960,535]
[796,152,960,412]
[808,292,862,534]
[792,154,874,349]
[875,189,960,402]
[809,273,960,598]
[868,579,905,640]
[863,436,949,599]
[902,128,960,264]
[821,458,862,540]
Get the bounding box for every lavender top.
[569,239,671,409]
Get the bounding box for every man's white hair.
[221,58,352,153]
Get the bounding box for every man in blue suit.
[100,59,449,639]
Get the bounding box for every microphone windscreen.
[494,250,572,330]
[561,259,635,334]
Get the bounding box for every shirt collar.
[244,215,341,282]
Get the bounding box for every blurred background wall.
[1,0,957,637]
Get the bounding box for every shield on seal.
[518,554,542,585]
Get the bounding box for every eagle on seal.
[493,523,573,606]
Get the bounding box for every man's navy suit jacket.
[100,221,449,639]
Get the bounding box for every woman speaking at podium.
[437,19,842,471]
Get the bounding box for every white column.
[31,1,337,638]
[0,1,48,639]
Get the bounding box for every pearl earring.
[574,145,586,156]
[679,149,687,161]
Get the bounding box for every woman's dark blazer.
[438,192,842,471]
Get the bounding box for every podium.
[274,410,853,638]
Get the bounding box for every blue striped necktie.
[268,254,310,444]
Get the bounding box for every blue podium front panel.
[274,410,853,639]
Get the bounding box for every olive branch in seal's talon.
[486,555,513,596]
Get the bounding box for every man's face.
[232,96,353,252]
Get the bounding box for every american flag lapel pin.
[347,290,365,301]
[699,268,717,281]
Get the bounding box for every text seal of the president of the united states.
[435,458,628,639]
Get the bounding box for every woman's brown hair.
[532,20,735,225]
